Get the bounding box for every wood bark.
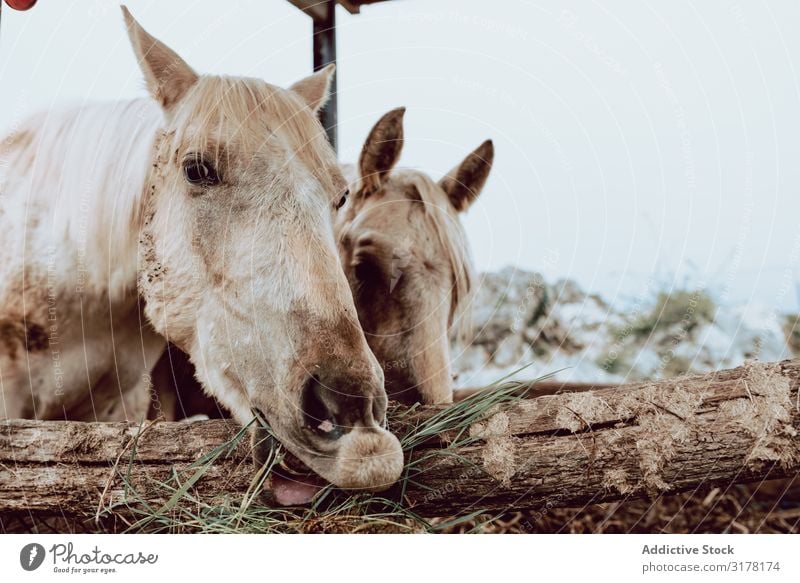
[453,380,618,402]
[1,360,798,521]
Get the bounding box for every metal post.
[312,0,337,152]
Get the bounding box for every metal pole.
[312,0,337,153]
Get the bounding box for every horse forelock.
[393,170,475,341]
[164,76,344,196]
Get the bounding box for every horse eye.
[183,157,219,186]
[335,189,350,210]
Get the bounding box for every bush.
[630,289,716,338]
[785,314,800,356]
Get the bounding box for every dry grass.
[434,477,800,534]
[79,370,543,534]
[7,478,796,534]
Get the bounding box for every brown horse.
[0,7,403,497]
[336,108,494,405]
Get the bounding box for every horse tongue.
[271,473,325,506]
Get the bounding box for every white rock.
[450,269,795,389]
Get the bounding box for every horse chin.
[272,431,404,505]
[253,418,404,506]
[316,427,404,491]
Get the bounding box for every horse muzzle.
[252,421,403,505]
[251,370,404,504]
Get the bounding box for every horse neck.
[24,99,162,304]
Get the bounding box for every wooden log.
[1,360,798,521]
[454,380,619,402]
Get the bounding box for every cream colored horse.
[0,7,402,495]
[336,108,494,405]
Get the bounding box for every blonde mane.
[0,76,340,306]
[0,99,163,301]
[393,169,475,341]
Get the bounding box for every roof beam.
[286,0,328,22]
[289,0,391,20]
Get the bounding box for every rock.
[453,268,796,388]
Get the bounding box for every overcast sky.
[1,0,798,313]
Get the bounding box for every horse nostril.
[302,375,343,439]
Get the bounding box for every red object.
[5,0,38,10]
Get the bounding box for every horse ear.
[122,6,198,110]
[358,107,405,196]
[290,64,335,113]
[439,140,494,212]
